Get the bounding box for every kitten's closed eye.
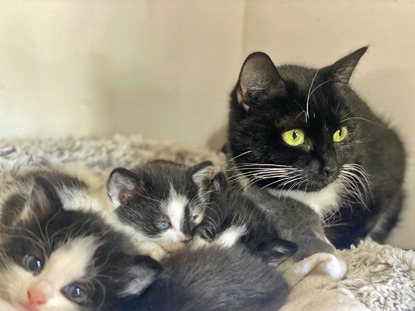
[193,225,215,240]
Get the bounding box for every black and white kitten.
[107,160,213,259]
[226,47,406,248]
[0,171,162,311]
[193,171,299,263]
[115,245,290,311]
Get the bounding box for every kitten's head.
[228,47,371,193]
[0,176,162,311]
[107,160,213,243]
[193,172,297,263]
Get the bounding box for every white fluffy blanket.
[1,135,414,311]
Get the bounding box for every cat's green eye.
[333,126,348,143]
[282,129,305,146]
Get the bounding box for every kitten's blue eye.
[157,221,172,230]
[24,255,43,272]
[64,284,87,302]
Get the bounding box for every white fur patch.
[215,225,247,248]
[159,186,189,243]
[58,186,103,213]
[268,180,342,218]
[118,266,157,297]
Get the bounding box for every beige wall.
[0,0,414,248]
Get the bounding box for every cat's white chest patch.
[268,180,342,218]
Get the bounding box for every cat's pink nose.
[27,288,47,306]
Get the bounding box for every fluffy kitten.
[107,160,213,258]
[114,245,290,311]
[226,47,406,248]
[193,171,299,263]
[0,171,162,311]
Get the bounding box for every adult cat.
[225,47,406,249]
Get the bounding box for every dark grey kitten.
[193,171,300,263]
[226,47,406,249]
[114,245,290,311]
[107,160,213,258]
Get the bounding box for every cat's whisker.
[338,164,372,211]
[1,232,47,256]
[139,189,163,205]
[341,164,373,202]
[236,163,298,168]
[225,150,253,164]
[340,116,386,128]
[305,69,319,121]
[31,212,51,252]
[310,79,331,97]
[260,174,303,191]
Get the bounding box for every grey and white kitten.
[0,171,162,311]
[107,160,213,258]
[115,245,290,311]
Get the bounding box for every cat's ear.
[188,160,214,187]
[107,168,141,208]
[328,46,368,85]
[28,177,62,220]
[115,254,163,298]
[210,171,228,193]
[237,52,285,110]
[256,237,298,264]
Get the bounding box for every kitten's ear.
[328,46,368,85]
[107,168,141,208]
[210,171,228,192]
[28,177,62,220]
[189,160,214,187]
[256,237,298,264]
[116,254,163,298]
[237,52,285,110]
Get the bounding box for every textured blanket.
[0,134,414,311]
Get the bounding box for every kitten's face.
[0,176,161,311]
[108,160,213,243]
[1,236,103,311]
[193,172,297,263]
[228,48,370,195]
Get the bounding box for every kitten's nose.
[177,232,191,242]
[27,288,47,306]
[27,280,53,306]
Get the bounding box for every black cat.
[225,47,406,249]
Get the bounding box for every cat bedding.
[0,134,414,310]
